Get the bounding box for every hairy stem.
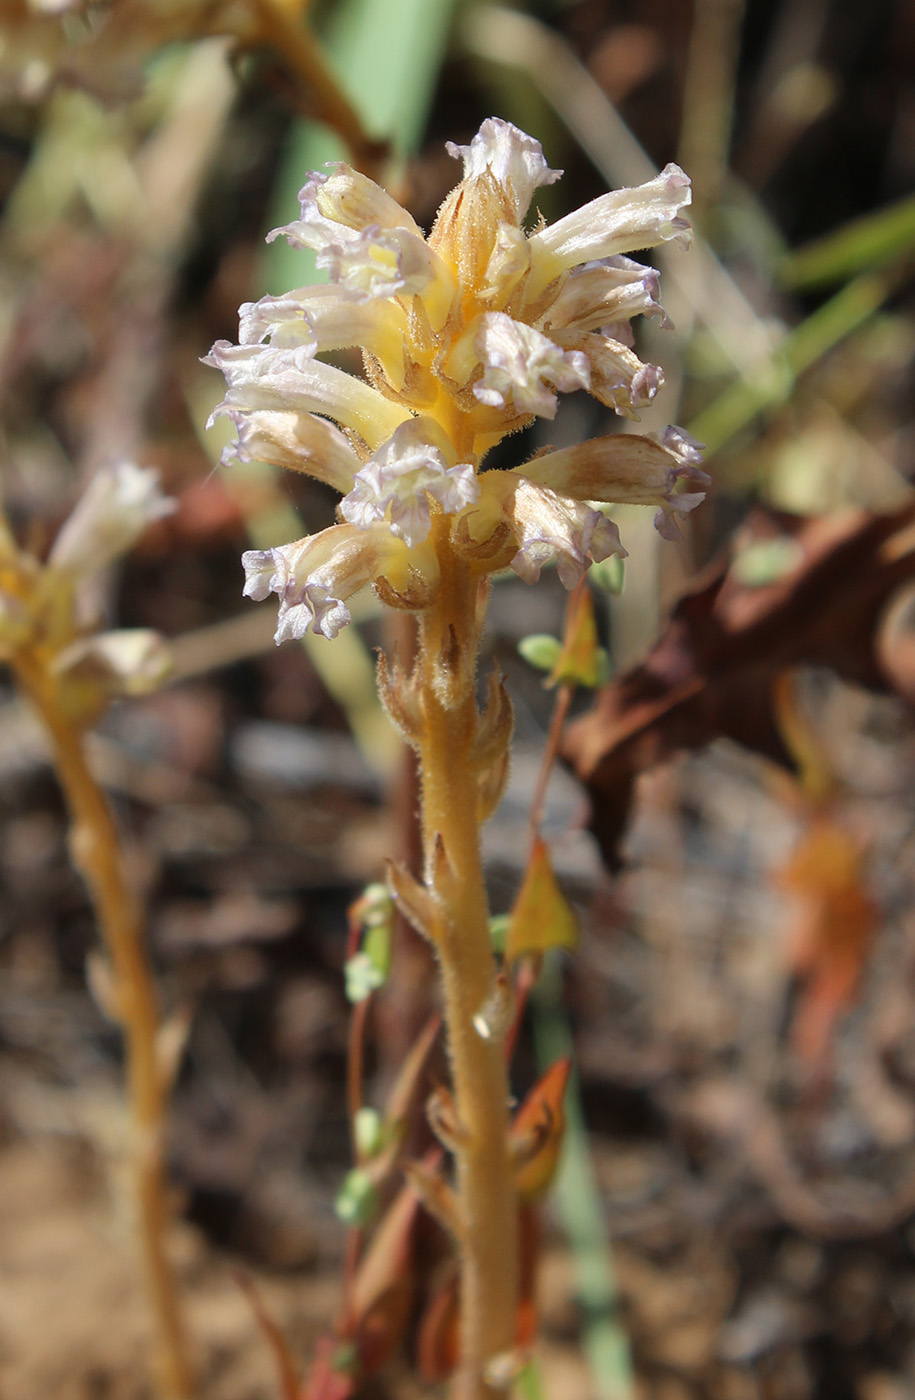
[415,524,518,1400]
[14,654,192,1400]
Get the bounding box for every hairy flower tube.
[207,117,704,1400]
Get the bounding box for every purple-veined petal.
[553,329,663,419]
[341,418,479,548]
[204,341,409,448]
[446,117,562,223]
[473,312,590,419]
[539,255,669,335]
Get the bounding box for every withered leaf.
[562,503,915,868]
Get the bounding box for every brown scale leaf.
[562,503,915,869]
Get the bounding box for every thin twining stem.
[13,652,193,1400]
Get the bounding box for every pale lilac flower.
[445,117,562,222]
[48,462,175,579]
[505,480,626,589]
[473,314,591,418]
[528,162,693,269]
[340,419,479,548]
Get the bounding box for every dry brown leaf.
[562,503,915,868]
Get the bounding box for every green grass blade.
[263,0,456,293]
[533,958,635,1400]
[688,266,901,455]
[778,195,915,290]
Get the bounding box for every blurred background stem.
[12,652,192,1400]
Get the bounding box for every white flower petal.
[473,312,590,419]
[223,409,359,493]
[238,285,407,377]
[340,418,479,548]
[446,118,561,223]
[317,225,442,301]
[49,462,175,578]
[540,255,669,335]
[529,163,692,270]
[243,525,382,643]
[553,330,663,419]
[203,341,409,448]
[507,479,626,589]
[267,171,348,252]
[308,164,420,236]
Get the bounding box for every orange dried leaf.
[511,1058,571,1202]
[549,585,602,689]
[349,1183,421,1374]
[777,816,878,1064]
[505,839,579,962]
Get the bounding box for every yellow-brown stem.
[251,0,388,178]
[415,524,518,1400]
[13,652,193,1400]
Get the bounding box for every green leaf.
[334,1167,379,1226]
[731,537,803,588]
[589,555,625,595]
[518,634,563,672]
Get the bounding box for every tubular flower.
[206,117,706,642]
[0,462,175,720]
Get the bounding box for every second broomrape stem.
[14,655,193,1400]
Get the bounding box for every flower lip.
[243,525,382,642]
[340,418,479,549]
[529,162,693,270]
[446,117,562,223]
[507,479,627,589]
[473,312,591,419]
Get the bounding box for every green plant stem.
[14,653,192,1400]
[415,524,518,1400]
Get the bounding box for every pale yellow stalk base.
[14,654,193,1400]
[415,522,519,1400]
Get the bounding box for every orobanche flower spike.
[207,118,705,1400]
[206,117,706,646]
[1,463,192,1399]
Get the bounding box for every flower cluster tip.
[205,118,706,644]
